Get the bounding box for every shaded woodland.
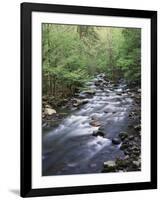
[42,24,141,101]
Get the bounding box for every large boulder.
[112,138,121,145]
[92,130,104,137]
[44,108,56,115]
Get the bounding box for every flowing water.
[42,75,134,176]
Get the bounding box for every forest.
[42,24,141,175]
[42,24,141,101]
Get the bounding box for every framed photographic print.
[21,2,157,197]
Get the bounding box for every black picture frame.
[21,2,157,197]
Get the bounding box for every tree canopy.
[42,24,141,98]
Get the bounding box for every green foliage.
[116,28,141,83]
[42,24,141,99]
[42,24,91,97]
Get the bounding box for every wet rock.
[42,122,47,128]
[83,90,95,95]
[117,92,122,96]
[124,150,131,155]
[129,111,136,118]
[104,77,109,82]
[91,114,99,121]
[82,99,89,104]
[100,86,104,90]
[125,88,130,92]
[45,104,52,108]
[42,101,48,107]
[94,81,100,86]
[128,135,134,140]
[104,110,109,113]
[97,73,106,78]
[134,124,141,131]
[44,108,56,115]
[73,99,89,107]
[124,155,130,160]
[102,160,116,172]
[98,126,106,132]
[112,138,121,145]
[42,95,48,101]
[132,160,141,168]
[73,102,80,107]
[104,160,116,167]
[97,79,103,83]
[90,120,101,127]
[92,130,104,137]
[62,99,69,104]
[132,150,140,156]
[120,143,129,150]
[78,90,95,99]
[119,132,128,141]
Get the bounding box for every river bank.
[102,87,141,172]
[42,74,141,175]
